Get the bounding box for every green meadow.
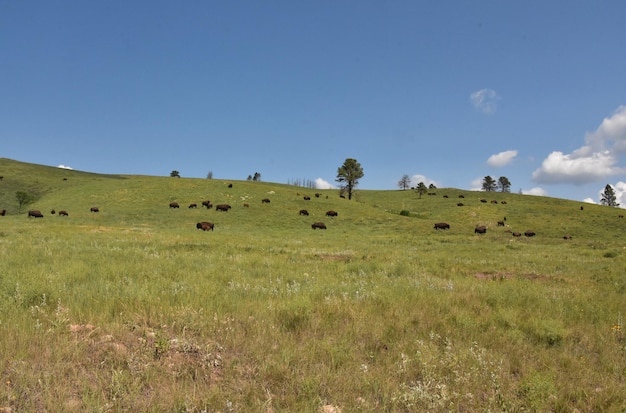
[1,158,625,412]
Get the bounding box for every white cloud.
[57,164,73,170]
[410,174,439,188]
[470,88,500,114]
[522,187,548,196]
[533,106,626,185]
[315,178,335,189]
[487,150,518,168]
[470,178,483,191]
[583,198,596,204]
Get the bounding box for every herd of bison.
[4,188,615,239]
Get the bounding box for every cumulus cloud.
[57,164,73,170]
[315,178,335,189]
[470,177,483,191]
[532,106,626,185]
[583,198,596,204]
[470,88,500,114]
[410,174,439,188]
[522,187,548,196]
[487,150,518,168]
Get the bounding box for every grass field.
[1,158,625,412]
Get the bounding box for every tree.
[170,170,180,178]
[600,184,620,207]
[206,171,213,179]
[15,191,35,211]
[398,174,411,190]
[482,176,497,192]
[497,176,511,193]
[415,182,427,198]
[336,158,364,200]
[428,183,437,190]
[253,172,261,182]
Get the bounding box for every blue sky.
[2,1,626,205]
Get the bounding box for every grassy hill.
[1,157,625,412]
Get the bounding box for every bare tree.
[398,174,411,190]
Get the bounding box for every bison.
[512,232,522,237]
[28,210,44,218]
[169,202,180,209]
[434,222,450,230]
[457,203,464,207]
[261,198,271,204]
[326,210,338,217]
[563,235,572,240]
[524,230,536,237]
[303,196,311,201]
[215,204,231,212]
[299,209,309,216]
[196,221,215,231]
[51,209,56,214]
[474,226,487,234]
[58,210,69,216]
[202,200,212,209]
[497,220,505,227]
[188,203,197,208]
[0,209,6,216]
[311,222,327,230]
[90,207,99,213]
[480,199,487,203]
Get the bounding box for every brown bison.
[480,199,487,203]
[28,210,44,218]
[58,210,69,216]
[261,198,271,203]
[474,226,487,234]
[169,202,180,209]
[243,203,250,207]
[458,195,465,198]
[202,200,212,209]
[299,209,309,216]
[434,222,450,230]
[188,203,197,208]
[563,235,572,240]
[524,230,536,237]
[512,232,522,237]
[303,196,311,201]
[497,220,505,226]
[457,202,464,207]
[0,209,6,216]
[196,221,215,231]
[326,210,338,217]
[215,204,231,212]
[90,207,99,213]
[311,222,327,230]
[315,193,321,198]
[51,209,56,214]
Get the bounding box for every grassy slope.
[1,158,625,412]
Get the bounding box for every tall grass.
[1,158,625,411]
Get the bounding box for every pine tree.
[600,184,619,207]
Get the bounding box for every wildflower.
[612,324,621,332]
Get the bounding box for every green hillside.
[1,157,625,412]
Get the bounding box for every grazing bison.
[524,230,536,237]
[563,235,572,240]
[188,203,197,208]
[215,204,231,212]
[243,203,250,208]
[512,232,522,237]
[261,198,271,203]
[474,226,487,234]
[196,221,215,231]
[315,193,321,198]
[58,210,69,216]
[434,222,450,230]
[228,183,233,188]
[303,196,311,201]
[90,207,99,213]
[480,199,487,203]
[619,214,624,219]
[501,201,507,204]
[169,202,180,209]
[497,220,505,227]
[311,222,327,230]
[457,203,464,207]
[458,195,465,198]
[28,210,44,218]
[0,209,6,216]
[580,206,584,211]
[51,209,56,215]
[326,210,338,217]
[299,209,309,216]
[443,195,449,198]
[202,200,212,209]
